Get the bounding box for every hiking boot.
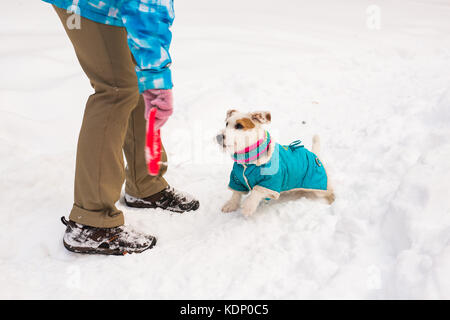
[61,217,156,255]
[124,186,200,213]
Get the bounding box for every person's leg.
[123,95,168,198]
[123,95,200,212]
[54,6,139,228]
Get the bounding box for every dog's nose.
[216,134,224,145]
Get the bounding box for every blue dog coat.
[228,141,328,198]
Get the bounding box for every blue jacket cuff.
[137,68,173,93]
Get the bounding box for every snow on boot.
[61,217,156,255]
[124,186,200,213]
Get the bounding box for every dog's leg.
[312,134,321,156]
[325,190,336,204]
[222,191,242,213]
[241,188,268,217]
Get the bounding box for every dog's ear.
[250,111,271,124]
[226,109,238,119]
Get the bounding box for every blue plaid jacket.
[43,0,174,92]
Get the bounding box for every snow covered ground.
[1,0,449,299]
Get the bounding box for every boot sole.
[63,236,157,256]
[125,198,200,213]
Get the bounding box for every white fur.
[241,188,266,217]
[221,111,266,155]
[221,191,242,213]
[312,134,320,155]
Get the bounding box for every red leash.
[145,108,161,176]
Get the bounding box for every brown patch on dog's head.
[250,111,271,124]
[226,109,238,120]
[235,117,256,130]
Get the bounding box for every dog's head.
[216,109,271,154]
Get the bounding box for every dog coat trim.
[229,142,328,194]
[253,185,280,199]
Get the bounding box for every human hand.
[143,89,173,130]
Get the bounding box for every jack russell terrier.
[216,109,335,217]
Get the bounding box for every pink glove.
[143,89,173,130]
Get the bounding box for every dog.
[216,109,335,217]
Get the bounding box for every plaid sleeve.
[119,0,174,92]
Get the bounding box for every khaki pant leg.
[54,6,139,227]
[123,95,168,199]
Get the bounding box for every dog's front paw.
[221,200,239,213]
[241,200,257,217]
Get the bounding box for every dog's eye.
[235,123,243,130]
[226,122,229,127]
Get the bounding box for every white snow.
[1,0,450,299]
